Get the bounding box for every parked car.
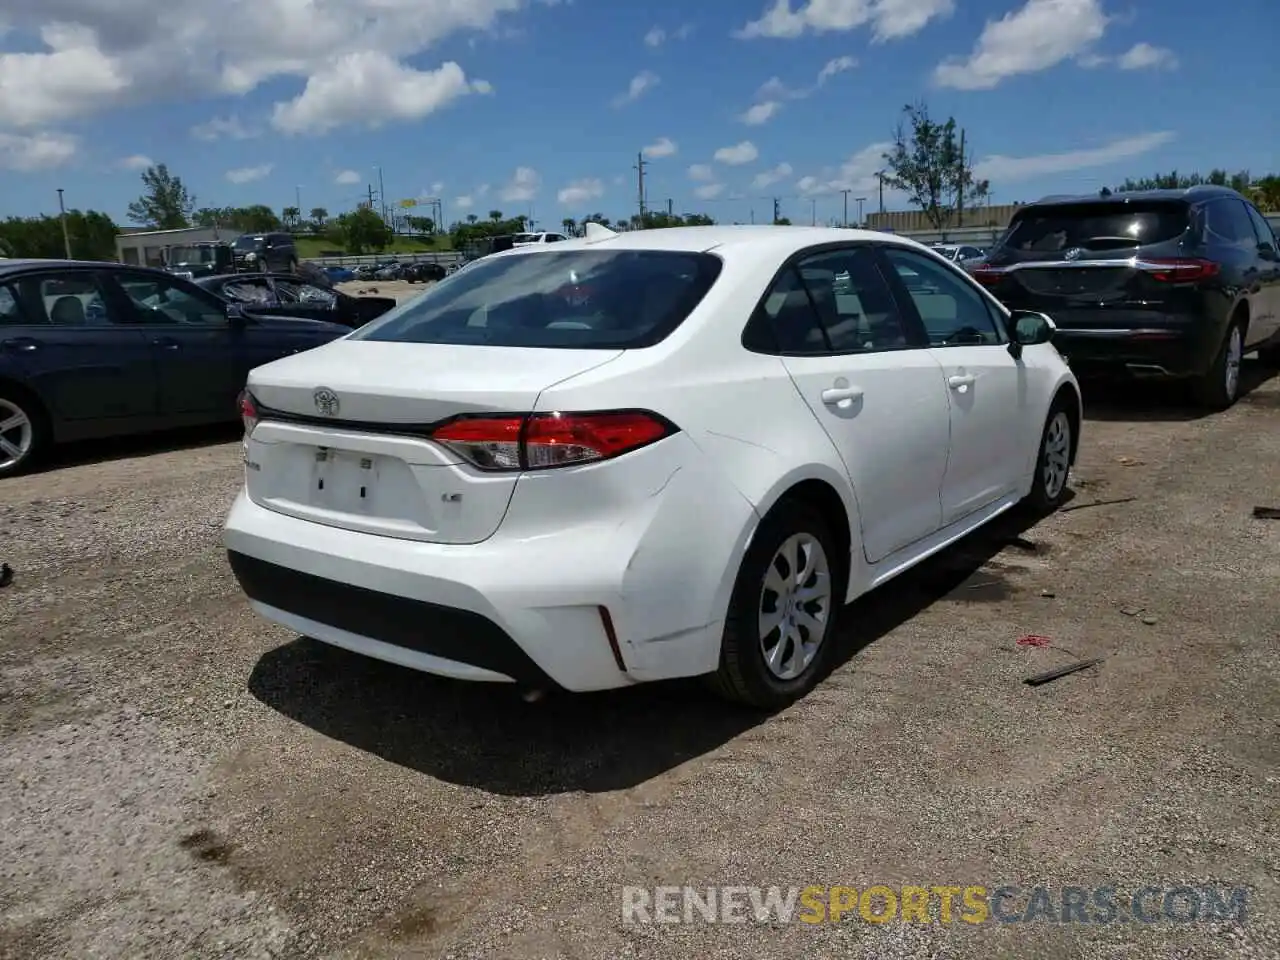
[930,243,987,269]
[403,261,447,283]
[322,265,356,284]
[511,231,570,245]
[971,186,1280,408]
[0,260,349,477]
[232,232,299,274]
[164,241,235,279]
[373,261,403,281]
[224,224,1080,709]
[193,273,397,328]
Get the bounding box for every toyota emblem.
[313,388,340,417]
[1063,247,1084,261]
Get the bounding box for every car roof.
[479,224,939,261]
[1026,185,1243,209]
[0,258,175,280]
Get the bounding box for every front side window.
[116,273,227,325]
[882,247,1003,347]
[353,249,722,349]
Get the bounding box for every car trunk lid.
[242,341,624,543]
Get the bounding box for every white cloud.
[454,194,473,209]
[271,53,488,135]
[751,162,793,190]
[644,22,693,46]
[972,131,1177,182]
[739,55,856,125]
[612,70,659,107]
[0,131,77,171]
[430,181,444,194]
[0,0,530,130]
[736,0,953,42]
[190,114,255,141]
[557,178,604,206]
[477,183,490,197]
[500,166,540,202]
[795,142,893,196]
[1117,42,1178,70]
[334,169,361,185]
[687,163,715,181]
[695,183,725,200]
[118,154,153,171]
[643,136,678,158]
[714,141,759,165]
[226,163,273,184]
[933,0,1108,90]
[739,101,782,125]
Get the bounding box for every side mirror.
[1259,242,1277,261]
[1007,310,1055,358]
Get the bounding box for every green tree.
[881,101,988,231]
[488,209,503,222]
[282,206,301,229]
[126,163,196,228]
[333,207,393,254]
[0,210,118,260]
[309,207,329,232]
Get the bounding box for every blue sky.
[0,0,1276,229]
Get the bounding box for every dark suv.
[972,187,1280,408]
[232,232,298,274]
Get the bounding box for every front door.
[1,270,156,424]
[749,245,951,563]
[108,271,242,418]
[880,246,1031,524]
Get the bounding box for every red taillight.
[971,264,1007,285]
[1138,258,1221,282]
[238,389,258,437]
[430,411,675,471]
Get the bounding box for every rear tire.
[1023,396,1074,515]
[708,501,841,709]
[1191,318,1245,410]
[0,389,50,478]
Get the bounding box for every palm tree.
[561,217,577,236]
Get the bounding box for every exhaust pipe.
[1125,363,1173,377]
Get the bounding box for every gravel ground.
[1,365,1278,960]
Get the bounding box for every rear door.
[2,270,156,424]
[109,270,242,418]
[1243,201,1280,344]
[880,246,1031,524]
[746,244,951,563]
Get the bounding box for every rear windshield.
[999,201,1189,254]
[352,249,723,349]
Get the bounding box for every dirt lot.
[1,366,1278,960]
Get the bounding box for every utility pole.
[772,197,780,223]
[840,189,850,227]
[667,198,673,217]
[295,185,302,216]
[956,128,965,228]
[876,171,886,214]
[810,199,816,226]
[56,188,71,259]
[855,197,866,227]
[377,166,388,226]
[634,152,648,220]
[367,183,376,211]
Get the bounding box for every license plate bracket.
[313,448,380,509]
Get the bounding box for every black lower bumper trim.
[227,551,557,687]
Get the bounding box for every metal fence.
[302,251,463,268]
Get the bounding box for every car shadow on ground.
[1081,359,1277,423]
[31,422,242,473]
[247,503,1054,797]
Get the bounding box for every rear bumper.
[1050,317,1219,379]
[222,436,756,692]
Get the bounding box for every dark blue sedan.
[0,259,350,476]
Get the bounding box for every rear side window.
[353,249,723,349]
[1202,199,1260,247]
[999,201,1189,254]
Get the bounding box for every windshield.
[233,236,265,251]
[168,245,216,264]
[352,249,723,349]
[999,201,1189,254]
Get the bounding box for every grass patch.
[294,235,454,258]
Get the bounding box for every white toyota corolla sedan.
[224,224,1080,708]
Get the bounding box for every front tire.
[1023,398,1074,514]
[709,501,841,709]
[0,391,49,478]
[1191,318,1244,410]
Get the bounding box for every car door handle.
[821,386,864,404]
[948,374,976,390]
[152,336,180,350]
[1,337,39,352]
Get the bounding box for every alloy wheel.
[0,398,34,472]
